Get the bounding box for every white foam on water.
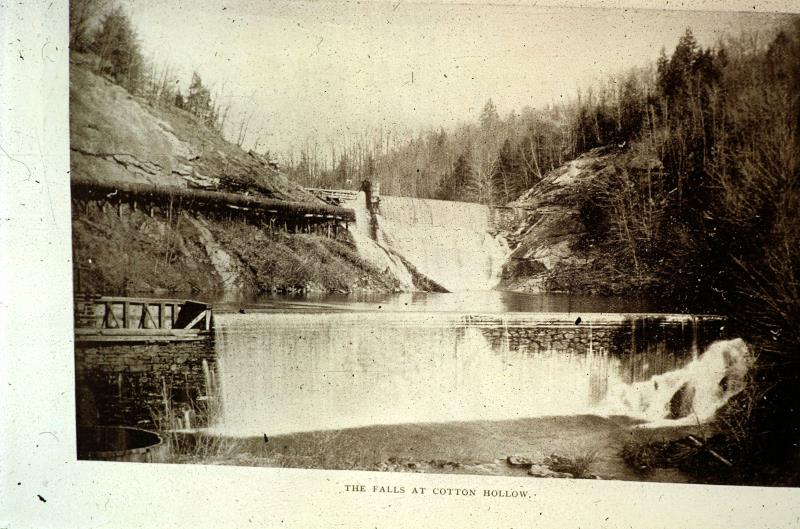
[341,192,415,289]
[377,196,509,291]
[601,338,753,426]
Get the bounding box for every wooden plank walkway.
[304,187,360,205]
[305,183,380,209]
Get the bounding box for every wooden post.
[159,303,166,329]
[123,301,130,329]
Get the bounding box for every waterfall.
[341,193,414,289]
[377,196,509,291]
[210,312,751,436]
[602,338,752,425]
[342,193,509,291]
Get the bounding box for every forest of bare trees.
[280,66,659,206]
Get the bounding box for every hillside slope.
[70,54,312,201]
[500,146,664,295]
[69,55,400,298]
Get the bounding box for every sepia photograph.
[63,0,800,492]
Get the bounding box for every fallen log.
[687,435,733,467]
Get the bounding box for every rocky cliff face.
[499,146,663,294]
[70,54,313,201]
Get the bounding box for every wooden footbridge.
[303,187,360,205]
[305,182,380,209]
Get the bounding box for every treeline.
[69,0,252,147]
[284,67,657,204]
[550,24,799,355]
[284,98,578,203]
[598,23,799,470]
[587,23,799,325]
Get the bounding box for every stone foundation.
[75,339,217,429]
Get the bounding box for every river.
[199,195,749,479]
[201,292,750,480]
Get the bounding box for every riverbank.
[164,402,799,486]
[70,53,403,297]
[72,204,400,297]
[165,415,700,484]
[497,146,667,299]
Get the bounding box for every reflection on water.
[213,313,615,436]
[211,307,744,437]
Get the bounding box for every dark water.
[214,290,661,314]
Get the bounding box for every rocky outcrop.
[69,54,316,202]
[499,146,663,293]
[508,454,604,479]
[69,54,405,297]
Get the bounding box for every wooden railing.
[305,184,381,209]
[74,296,212,343]
[304,187,361,205]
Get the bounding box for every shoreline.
[163,415,704,484]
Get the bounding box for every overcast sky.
[119,1,796,156]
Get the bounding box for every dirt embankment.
[72,206,399,297]
[70,55,399,298]
[499,146,663,295]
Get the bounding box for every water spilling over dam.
[342,193,415,289]
[211,310,749,437]
[342,193,509,291]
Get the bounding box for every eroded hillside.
[70,54,312,200]
[70,55,400,297]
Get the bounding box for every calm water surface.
[214,291,661,314]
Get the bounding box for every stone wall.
[478,316,730,383]
[75,339,217,429]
